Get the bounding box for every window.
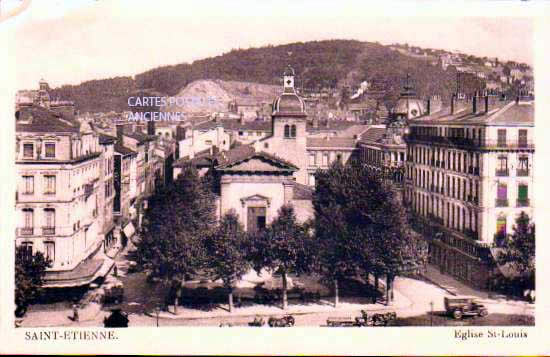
[496,216,507,235]
[291,125,297,138]
[247,207,266,233]
[205,140,212,146]
[256,131,262,136]
[496,155,508,176]
[238,131,244,136]
[22,176,34,194]
[264,143,269,149]
[45,143,56,158]
[496,183,508,207]
[44,208,55,228]
[284,124,290,138]
[20,242,33,259]
[23,143,34,158]
[336,153,343,163]
[44,242,55,263]
[23,209,33,228]
[518,129,528,148]
[518,184,529,207]
[517,156,529,176]
[497,129,507,147]
[322,153,329,166]
[309,153,316,166]
[44,175,56,194]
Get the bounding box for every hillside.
[49,40,485,113]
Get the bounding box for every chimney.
[484,94,489,114]
[451,94,456,115]
[116,124,124,144]
[426,98,431,115]
[147,120,155,136]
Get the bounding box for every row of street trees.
[136,161,428,312]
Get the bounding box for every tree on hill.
[136,164,216,313]
[497,212,535,288]
[248,204,316,310]
[205,210,251,312]
[15,246,51,317]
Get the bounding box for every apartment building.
[404,94,534,288]
[15,106,114,287]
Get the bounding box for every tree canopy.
[15,246,51,315]
[497,212,535,285]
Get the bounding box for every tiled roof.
[306,137,357,148]
[409,99,534,126]
[114,144,137,156]
[293,183,313,200]
[359,127,386,143]
[193,119,272,132]
[16,105,80,133]
[306,120,356,132]
[124,131,156,144]
[215,145,297,171]
[99,134,117,145]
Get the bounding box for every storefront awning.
[44,258,114,288]
[123,222,135,238]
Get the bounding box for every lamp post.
[430,301,434,326]
[155,304,161,327]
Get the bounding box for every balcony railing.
[18,227,34,236]
[42,227,55,235]
[496,199,509,207]
[464,228,479,240]
[495,169,509,177]
[406,135,534,150]
[516,169,529,177]
[517,198,530,207]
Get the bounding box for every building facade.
[404,94,534,288]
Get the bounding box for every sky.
[3,0,538,89]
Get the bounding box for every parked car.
[444,296,488,319]
[268,315,295,327]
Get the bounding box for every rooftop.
[359,127,386,143]
[306,137,357,148]
[16,105,80,133]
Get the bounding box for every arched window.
[284,124,290,138]
[291,125,297,138]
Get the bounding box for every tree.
[497,212,535,288]
[249,204,315,310]
[15,246,51,316]
[136,164,216,314]
[205,210,250,312]
[313,162,428,305]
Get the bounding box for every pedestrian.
[113,264,118,277]
[72,304,79,322]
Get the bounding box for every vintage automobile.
[268,315,295,327]
[326,310,396,327]
[103,281,124,305]
[444,296,488,319]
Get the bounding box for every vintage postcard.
[1,0,549,355]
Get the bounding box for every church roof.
[215,145,297,172]
[359,127,386,143]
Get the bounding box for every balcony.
[18,227,34,236]
[496,199,509,207]
[406,135,534,150]
[495,169,509,177]
[516,169,529,177]
[517,198,530,207]
[42,227,55,235]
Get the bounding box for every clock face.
[410,108,418,117]
[284,76,294,88]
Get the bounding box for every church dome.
[272,93,306,115]
[393,74,425,119]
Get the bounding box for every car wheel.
[479,310,488,317]
[453,310,463,320]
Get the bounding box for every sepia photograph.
[1,0,548,355]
